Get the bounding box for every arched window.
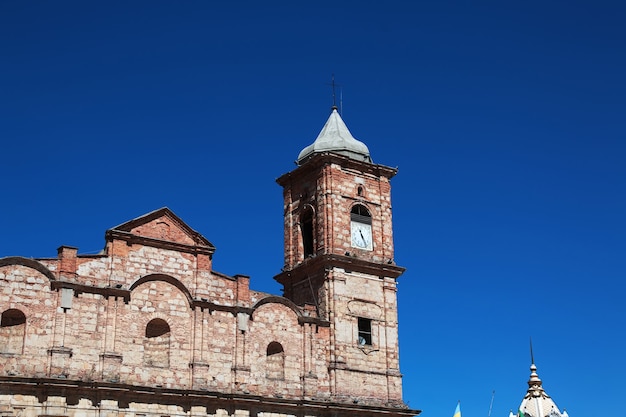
[266,341,285,380]
[351,204,371,220]
[301,207,315,258]
[0,309,26,354]
[144,318,170,367]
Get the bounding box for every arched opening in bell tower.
[301,206,315,258]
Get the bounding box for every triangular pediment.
[107,207,215,253]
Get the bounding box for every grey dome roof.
[297,108,372,165]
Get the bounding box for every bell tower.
[275,107,406,406]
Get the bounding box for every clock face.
[351,222,373,250]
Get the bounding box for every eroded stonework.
[0,205,415,417]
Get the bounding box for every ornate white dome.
[513,363,567,417]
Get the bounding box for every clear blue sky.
[1,1,624,416]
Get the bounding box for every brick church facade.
[0,108,419,417]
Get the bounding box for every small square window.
[358,317,372,346]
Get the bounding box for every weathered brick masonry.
[0,110,419,417]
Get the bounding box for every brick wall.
[0,207,405,410]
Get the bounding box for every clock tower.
[275,107,406,405]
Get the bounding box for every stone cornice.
[0,377,420,416]
[275,254,406,285]
[51,281,131,302]
[48,280,330,326]
[277,152,398,187]
[105,230,215,256]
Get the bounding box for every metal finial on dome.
[328,74,340,111]
[514,342,566,417]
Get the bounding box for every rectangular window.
[358,317,372,346]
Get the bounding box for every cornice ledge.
[0,377,420,416]
[277,153,398,186]
[51,281,131,302]
[105,230,215,256]
[276,254,405,282]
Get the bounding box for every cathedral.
[0,108,420,417]
[0,106,572,417]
